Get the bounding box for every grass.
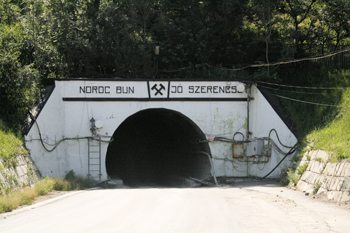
[307,88,350,162]
[287,162,309,186]
[313,181,322,195]
[286,86,350,185]
[0,120,27,159]
[0,120,95,214]
[0,174,94,214]
[284,74,350,185]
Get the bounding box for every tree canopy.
[0,0,349,131]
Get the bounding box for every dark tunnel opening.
[106,108,212,187]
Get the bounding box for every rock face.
[0,155,40,195]
[297,150,350,203]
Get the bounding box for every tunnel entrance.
[106,108,211,187]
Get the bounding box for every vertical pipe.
[246,84,252,177]
[246,84,251,141]
[99,136,102,181]
[88,138,90,178]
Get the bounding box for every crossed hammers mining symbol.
[151,84,166,96]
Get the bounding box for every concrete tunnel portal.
[25,80,299,181]
[105,109,212,186]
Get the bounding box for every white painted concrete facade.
[25,80,297,181]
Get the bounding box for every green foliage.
[64,170,95,189]
[0,175,94,213]
[0,122,27,159]
[0,0,349,129]
[287,162,309,186]
[315,157,324,163]
[64,170,77,181]
[34,178,57,196]
[296,163,308,175]
[0,1,42,129]
[313,181,322,195]
[287,169,301,186]
[52,179,72,191]
[260,68,350,139]
[307,86,350,161]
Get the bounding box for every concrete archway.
[106,108,211,186]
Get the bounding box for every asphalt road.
[1,181,349,233]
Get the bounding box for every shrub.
[18,187,36,205]
[53,179,71,191]
[287,169,301,186]
[64,170,95,189]
[287,162,308,187]
[296,163,308,175]
[34,178,56,196]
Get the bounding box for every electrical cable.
[34,119,80,152]
[160,48,350,73]
[233,132,245,141]
[270,141,289,155]
[258,84,328,95]
[272,93,340,107]
[187,177,216,186]
[213,136,234,143]
[32,118,112,153]
[268,129,294,149]
[160,63,209,73]
[257,80,347,90]
[215,48,350,71]
[261,143,299,179]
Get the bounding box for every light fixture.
[154,45,160,56]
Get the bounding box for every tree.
[0,0,40,128]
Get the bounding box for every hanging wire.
[31,118,112,153]
[159,48,350,73]
[272,93,340,108]
[258,84,330,95]
[261,143,299,179]
[257,80,347,90]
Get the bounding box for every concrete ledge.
[297,150,350,203]
[0,155,40,194]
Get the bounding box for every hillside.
[307,88,350,162]
[0,122,27,159]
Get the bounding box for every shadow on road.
[96,177,283,190]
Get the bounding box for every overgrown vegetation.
[286,162,309,186]
[283,70,350,185]
[307,88,350,162]
[0,0,349,130]
[0,172,94,214]
[0,121,27,159]
[285,82,350,185]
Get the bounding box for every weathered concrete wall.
[297,150,350,203]
[0,155,40,195]
[25,80,297,180]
